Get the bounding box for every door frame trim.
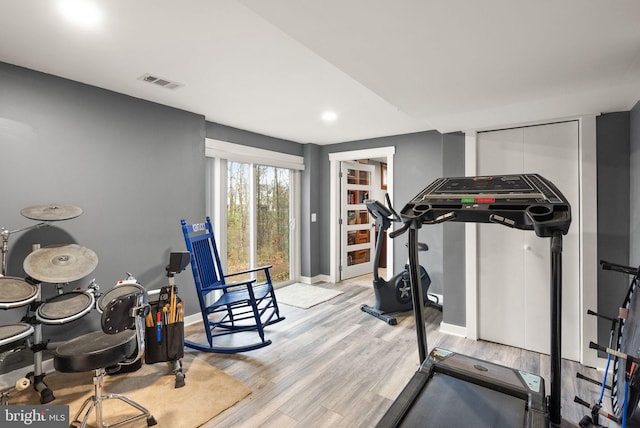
[329,147,395,283]
[464,115,598,367]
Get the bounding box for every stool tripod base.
[71,368,156,428]
[26,371,55,404]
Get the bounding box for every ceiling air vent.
[138,73,183,90]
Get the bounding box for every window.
[206,139,302,285]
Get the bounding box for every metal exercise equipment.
[575,261,640,427]
[361,197,440,325]
[378,174,571,428]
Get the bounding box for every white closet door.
[477,128,526,348]
[523,121,580,359]
[477,121,580,361]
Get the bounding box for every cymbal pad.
[20,204,83,221]
[23,244,98,283]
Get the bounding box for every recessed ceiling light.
[321,111,338,122]
[58,0,102,28]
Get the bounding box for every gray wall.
[442,133,466,327]
[319,131,445,293]
[301,143,322,277]
[631,101,640,264]
[0,62,205,368]
[596,112,631,345]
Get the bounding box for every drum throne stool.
[53,285,156,428]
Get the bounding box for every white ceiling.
[1,0,639,144]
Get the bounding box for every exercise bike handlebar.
[389,222,410,239]
[385,193,402,222]
[365,199,394,222]
[366,194,455,240]
[365,194,402,224]
[389,212,457,239]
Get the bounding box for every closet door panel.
[523,121,580,360]
[476,122,580,361]
[477,128,525,347]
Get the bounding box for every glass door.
[256,165,290,283]
[227,161,251,280]
[227,161,291,284]
[340,161,375,279]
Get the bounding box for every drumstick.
[146,312,154,328]
[168,289,174,324]
[172,292,177,322]
[169,286,177,323]
[163,304,170,325]
[177,302,183,322]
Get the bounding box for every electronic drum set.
[0,204,122,404]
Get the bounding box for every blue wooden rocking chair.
[181,217,285,354]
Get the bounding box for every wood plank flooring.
[186,276,619,428]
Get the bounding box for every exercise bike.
[360,195,441,326]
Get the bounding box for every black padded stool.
[53,286,156,428]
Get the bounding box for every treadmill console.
[399,174,571,237]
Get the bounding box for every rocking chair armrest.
[224,265,273,278]
[212,278,257,290]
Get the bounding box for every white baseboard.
[298,275,331,284]
[183,312,200,327]
[439,321,467,338]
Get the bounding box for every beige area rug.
[276,283,343,309]
[10,354,250,427]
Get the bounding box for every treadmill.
[378,174,571,428]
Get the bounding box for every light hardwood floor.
[186,276,619,428]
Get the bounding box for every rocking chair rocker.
[181,217,285,354]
